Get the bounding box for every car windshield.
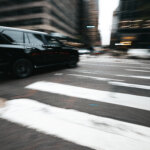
[45,35,63,46]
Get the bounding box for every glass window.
[2,30,23,44]
[24,33,30,44]
[45,35,61,47]
[27,33,44,45]
[0,34,8,44]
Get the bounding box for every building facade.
[79,0,100,47]
[0,0,79,38]
[87,0,100,46]
[111,0,150,49]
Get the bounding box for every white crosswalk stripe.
[67,73,124,82]
[126,69,150,73]
[80,62,150,70]
[26,81,150,111]
[116,74,150,79]
[0,99,150,150]
[109,81,150,90]
[81,56,145,64]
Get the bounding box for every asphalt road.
[0,54,150,150]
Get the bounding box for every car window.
[24,33,30,44]
[45,35,61,47]
[2,30,23,44]
[27,33,45,46]
[0,34,9,44]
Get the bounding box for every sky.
[99,0,120,45]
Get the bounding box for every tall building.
[79,0,100,47]
[111,0,150,49]
[87,0,100,46]
[0,0,79,38]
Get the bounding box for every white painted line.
[68,70,113,76]
[70,70,99,75]
[54,73,64,76]
[68,74,124,82]
[82,58,144,65]
[80,63,150,70]
[126,69,150,73]
[109,82,150,90]
[0,99,150,150]
[26,81,150,111]
[116,75,150,80]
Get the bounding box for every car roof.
[0,26,48,35]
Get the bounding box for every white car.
[127,48,150,59]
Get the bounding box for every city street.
[0,54,150,150]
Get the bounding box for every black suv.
[0,26,79,78]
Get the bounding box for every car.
[127,48,150,59]
[0,26,79,78]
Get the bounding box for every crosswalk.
[0,56,150,150]
[0,99,150,150]
[67,73,124,82]
[25,81,150,111]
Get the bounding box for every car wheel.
[67,56,78,68]
[12,59,33,78]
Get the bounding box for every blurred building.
[110,0,150,50]
[87,0,100,46]
[0,0,79,38]
[79,0,100,48]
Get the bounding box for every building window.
[0,18,43,27]
[0,7,44,19]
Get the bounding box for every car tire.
[12,59,33,78]
[67,56,78,68]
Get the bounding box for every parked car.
[127,48,150,59]
[0,26,79,78]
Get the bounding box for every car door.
[0,32,11,71]
[25,32,46,66]
[44,35,65,64]
[1,29,25,61]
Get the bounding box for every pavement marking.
[126,69,150,73]
[81,58,144,65]
[0,99,150,150]
[80,57,150,65]
[69,70,100,75]
[54,73,64,76]
[116,75,150,80]
[67,74,124,82]
[67,70,114,76]
[80,63,150,70]
[89,104,99,106]
[26,81,150,111]
[109,81,150,90]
